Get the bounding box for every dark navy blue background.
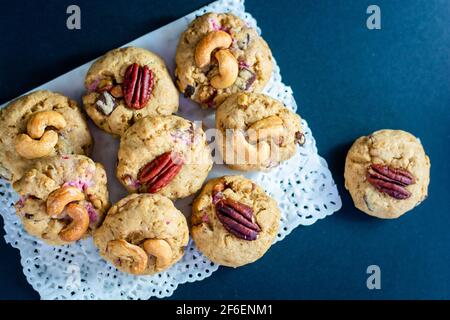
[0,0,449,299]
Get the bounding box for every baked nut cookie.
[191,175,280,267]
[175,12,273,108]
[117,115,213,199]
[82,47,179,136]
[13,155,109,245]
[0,90,93,182]
[216,92,304,171]
[344,129,430,219]
[94,193,189,275]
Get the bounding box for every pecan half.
[367,164,415,200]
[215,197,260,241]
[138,151,184,193]
[123,63,154,109]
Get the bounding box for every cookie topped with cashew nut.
[191,175,280,267]
[175,12,273,108]
[94,193,189,275]
[216,92,304,171]
[12,155,109,245]
[82,47,179,137]
[0,90,93,182]
[344,129,430,219]
[117,115,213,199]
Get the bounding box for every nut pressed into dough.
[191,175,280,267]
[216,92,303,171]
[13,155,109,245]
[83,47,179,136]
[175,13,273,108]
[344,129,430,219]
[94,193,189,275]
[0,90,93,182]
[117,115,213,200]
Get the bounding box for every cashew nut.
[210,49,239,89]
[46,186,85,217]
[59,203,90,242]
[223,130,271,166]
[27,111,66,139]
[143,239,173,270]
[107,239,148,275]
[14,130,58,159]
[195,30,232,68]
[247,116,285,144]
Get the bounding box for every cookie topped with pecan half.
[191,175,280,267]
[175,13,273,108]
[344,129,430,219]
[82,47,179,136]
[116,115,213,200]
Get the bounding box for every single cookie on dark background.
[215,92,304,171]
[116,115,213,200]
[13,154,109,246]
[82,47,179,137]
[191,175,280,267]
[0,90,93,182]
[93,193,189,275]
[175,12,273,108]
[344,129,430,219]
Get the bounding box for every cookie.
[117,115,213,199]
[191,175,280,267]
[13,155,109,245]
[215,92,304,171]
[82,47,179,136]
[175,12,273,108]
[0,90,93,182]
[94,193,189,275]
[344,129,430,219]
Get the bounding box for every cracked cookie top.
[13,154,109,245]
[215,92,303,171]
[94,193,189,275]
[175,13,273,108]
[344,129,430,219]
[82,47,179,137]
[117,115,213,200]
[191,175,280,267]
[0,90,93,182]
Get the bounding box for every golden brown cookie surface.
[0,90,92,182]
[344,129,430,219]
[117,115,213,200]
[175,13,273,108]
[191,175,280,267]
[94,193,189,275]
[216,92,303,171]
[83,47,179,136]
[13,155,109,245]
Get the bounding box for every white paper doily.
[0,0,341,300]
